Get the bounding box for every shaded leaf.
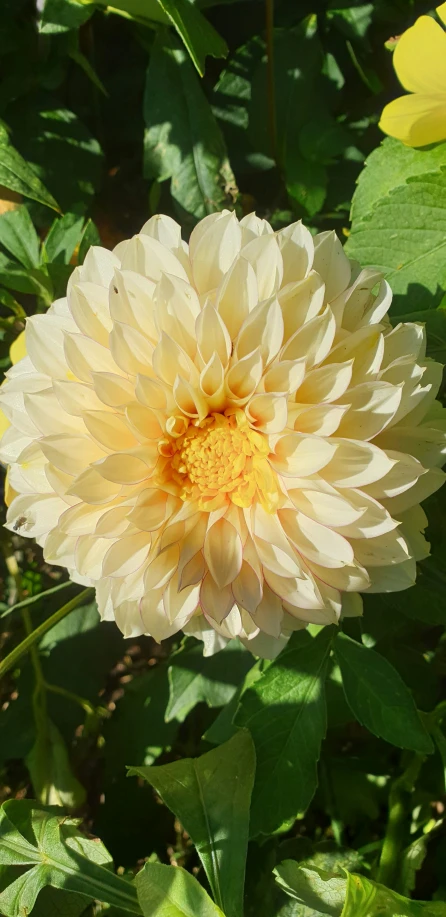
[0,206,40,267]
[144,30,236,226]
[0,127,59,212]
[26,717,86,809]
[274,862,346,916]
[166,636,254,723]
[129,730,255,917]
[43,211,85,264]
[40,0,94,33]
[235,629,334,837]
[0,801,140,916]
[136,862,224,917]
[334,633,433,754]
[341,871,446,917]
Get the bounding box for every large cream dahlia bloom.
[1,212,445,657]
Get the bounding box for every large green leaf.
[7,96,103,215]
[274,862,346,916]
[166,636,254,723]
[103,665,179,778]
[349,137,446,229]
[143,30,236,225]
[136,863,224,917]
[340,872,446,917]
[235,628,334,837]
[26,717,86,809]
[274,864,446,917]
[334,633,433,754]
[0,801,141,916]
[0,127,59,212]
[346,137,446,312]
[129,730,255,917]
[0,206,40,267]
[40,0,94,33]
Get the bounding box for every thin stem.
[1,580,74,619]
[377,753,424,890]
[0,588,93,681]
[45,681,107,720]
[265,0,278,164]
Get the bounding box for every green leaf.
[78,217,101,263]
[286,154,327,218]
[235,628,334,837]
[103,665,179,779]
[0,800,141,916]
[0,127,60,212]
[340,871,446,917]
[334,633,433,754]
[0,206,40,267]
[43,212,85,264]
[349,137,446,230]
[26,717,86,809]
[346,138,446,312]
[136,862,224,917]
[166,636,254,723]
[8,97,103,214]
[40,0,95,33]
[154,0,228,76]
[129,730,255,917]
[432,725,446,793]
[204,659,266,745]
[143,30,237,226]
[274,862,346,916]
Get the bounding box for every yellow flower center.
[168,412,280,512]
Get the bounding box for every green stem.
[265,0,278,163]
[45,681,107,719]
[1,580,74,619]
[0,588,93,680]
[376,753,424,890]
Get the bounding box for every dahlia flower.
[1,212,445,657]
[379,3,446,147]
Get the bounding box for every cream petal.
[287,487,365,528]
[196,303,232,367]
[155,273,199,357]
[66,467,121,504]
[74,245,119,288]
[164,575,200,624]
[40,434,105,476]
[270,433,337,476]
[251,583,283,637]
[364,558,417,594]
[102,531,151,577]
[173,376,208,422]
[279,508,354,568]
[335,381,402,440]
[281,306,336,368]
[6,493,66,539]
[200,573,234,624]
[351,529,410,567]
[91,372,134,409]
[144,544,179,590]
[203,517,242,589]
[321,439,395,488]
[215,255,258,339]
[296,360,353,404]
[191,211,241,295]
[141,213,182,249]
[382,466,446,515]
[262,359,306,395]
[239,212,273,241]
[232,561,263,613]
[135,375,170,411]
[129,489,172,532]
[95,451,154,484]
[312,230,351,302]
[276,220,314,285]
[54,379,106,415]
[26,314,72,379]
[109,322,154,376]
[64,332,122,383]
[246,393,288,434]
[382,322,426,367]
[289,403,348,437]
[226,348,263,402]
[236,297,284,366]
[125,403,164,440]
[69,283,112,346]
[25,390,86,436]
[278,271,325,343]
[120,233,189,283]
[83,410,138,452]
[152,332,197,387]
[240,234,283,300]
[110,269,157,341]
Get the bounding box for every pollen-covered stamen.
[169,411,278,510]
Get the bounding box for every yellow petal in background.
[379,93,446,146]
[437,2,446,27]
[393,15,446,94]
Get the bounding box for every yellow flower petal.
[393,15,446,94]
[437,3,446,27]
[379,92,446,146]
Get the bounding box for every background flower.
[1,213,444,658]
[379,3,446,146]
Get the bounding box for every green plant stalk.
[376,752,424,890]
[265,0,278,164]
[0,588,93,680]
[1,579,74,619]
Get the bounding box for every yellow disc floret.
[169,411,280,512]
